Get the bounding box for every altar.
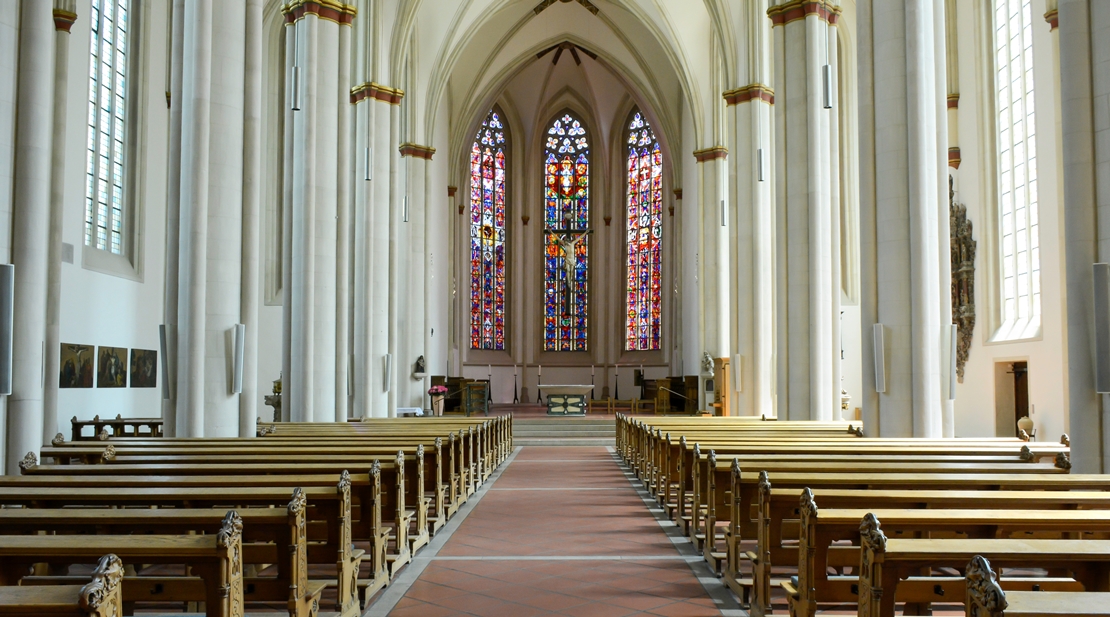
[538,384,593,416]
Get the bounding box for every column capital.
[350,82,404,105]
[768,0,840,27]
[673,188,683,200]
[948,147,961,169]
[447,186,458,197]
[724,84,775,106]
[1044,9,1058,30]
[693,147,728,162]
[946,94,959,109]
[283,0,357,25]
[399,143,435,160]
[52,9,77,33]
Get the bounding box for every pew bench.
[859,520,1110,617]
[0,554,122,617]
[789,500,1110,617]
[0,513,244,617]
[966,555,1110,616]
[0,495,326,617]
[0,482,368,612]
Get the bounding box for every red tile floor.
[377,446,734,616]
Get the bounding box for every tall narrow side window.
[470,109,508,350]
[543,113,590,352]
[625,111,663,351]
[994,0,1040,340]
[85,0,132,256]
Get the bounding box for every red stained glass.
[625,111,663,351]
[543,113,590,352]
[470,109,508,350]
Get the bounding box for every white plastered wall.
[950,0,1068,440]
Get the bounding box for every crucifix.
[546,211,593,316]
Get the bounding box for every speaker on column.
[383,354,392,393]
[872,323,886,394]
[732,354,742,392]
[1094,264,1110,393]
[948,323,958,401]
[159,324,173,400]
[231,324,246,395]
[0,264,13,396]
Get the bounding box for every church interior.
[1,0,1110,615]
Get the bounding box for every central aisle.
[373,446,738,616]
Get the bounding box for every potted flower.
[428,385,448,417]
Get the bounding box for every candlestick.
[538,364,542,377]
[591,364,595,376]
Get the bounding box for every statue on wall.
[701,352,715,378]
[414,355,427,377]
[950,176,976,383]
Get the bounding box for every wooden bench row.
[1,416,511,616]
[614,414,1110,616]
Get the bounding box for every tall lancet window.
[625,111,663,351]
[543,113,590,351]
[994,0,1040,339]
[470,109,508,350]
[85,0,132,255]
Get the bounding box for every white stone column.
[7,0,56,472]
[352,91,372,417]
[334,20,351,423]
[768,1,839,420]
[693,148,730,400]
[386,106,401,417]
[370,85,400,417]
[203,4,245,437]
[163,0,186,436]
[725,7,775,419]
[400,145,433,409]
[1059,0,1110,472]
[176,0,213,437]
[933,0,952,437]
[311,16,337,423]
[43,4,76,445]
[239,0,263,437]
[857,0,945,437]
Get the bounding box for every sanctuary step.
[512,417,615,446]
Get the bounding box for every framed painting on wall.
[97,346,128,388]
[59,344,94,388]
[129,349,157,388]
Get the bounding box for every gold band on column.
[350,82,404,105]
[693,146,728,162]
[768,1,841,26]
[399,144,435,160]
[724,84,775,106]
[53,9,77,33]
[282,0,357,25]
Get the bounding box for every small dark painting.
[129,349,157,388]
[59,343,94,388]
[97,346,128,388]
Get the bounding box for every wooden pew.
[858,516,1110,617]
[0,512,244,617]
[966,555,1110,616]
[0,493,323,617]
[0,482,368,612]
[71,415,162,441]
[0,554,123,617]
[789,492,1110,617]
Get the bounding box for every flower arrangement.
[428,385,448,396]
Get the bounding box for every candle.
[615,364,619,376]
[488,364,492,377]
[514,364,517,376]
[538,364,542,376]
[591,365,595,376]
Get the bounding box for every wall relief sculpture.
[950,176,976,383]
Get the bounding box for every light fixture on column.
[720,200,726,227]
[403,196,409,223]
[757,96,766,182]
[822,2,833,110]
[0,264,14,395]
[364,146,372,182]
[1094,263,1110,393]
[290,23,301,112]
[757,148,765,182]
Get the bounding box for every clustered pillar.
[768,0,841,421]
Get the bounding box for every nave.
[370,446,740,617]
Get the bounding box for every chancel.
[1,0,1110,614]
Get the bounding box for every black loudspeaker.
[0,264,12,395]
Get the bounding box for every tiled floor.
[385,447,731,616]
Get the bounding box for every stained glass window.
[470,109,508,350]
[543,113,590,351]
[85,0,132,255]
[625,111,663,351]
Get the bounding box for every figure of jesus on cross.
[548,211,592,316]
